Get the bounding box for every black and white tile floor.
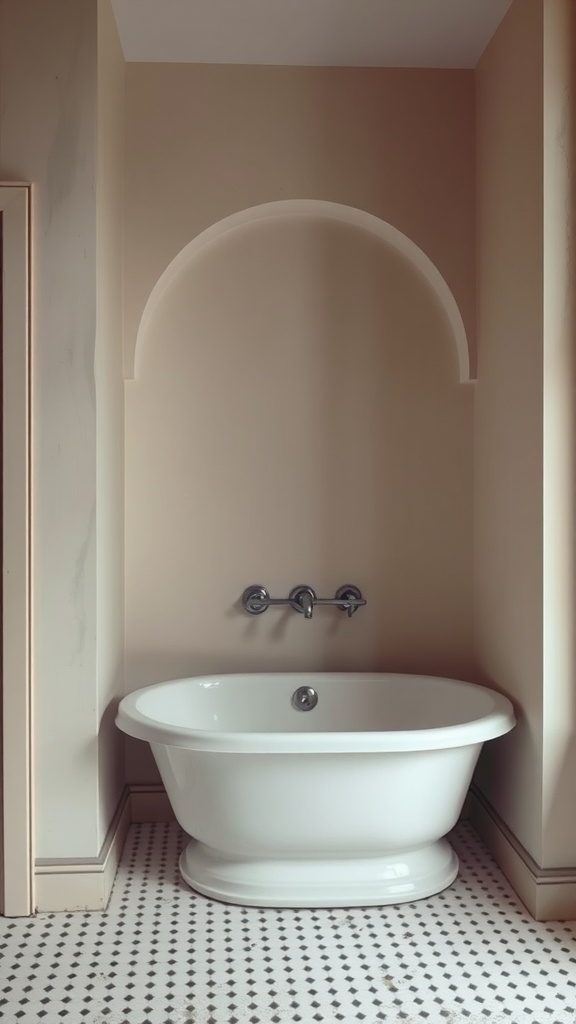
[1,822,575,1023]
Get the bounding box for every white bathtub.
[116,673,515,908]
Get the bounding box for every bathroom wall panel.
[474,0,545,866]
[123,63,477,786]
[0,0,101,858]
[0,0,127,861]
[475,0,576,871]
[125,214,474,783]
[123,64,476,380]
[95,0,126,851]
[540,0,576,868]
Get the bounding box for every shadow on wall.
[125,212,475,716]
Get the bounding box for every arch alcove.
[124,195,475,778]
[127,200,473,383]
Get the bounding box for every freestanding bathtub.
[116,673,515,908]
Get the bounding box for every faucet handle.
[335,584,365,617]
[242,585,271,614]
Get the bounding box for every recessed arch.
[129,199,473,383]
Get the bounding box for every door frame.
[1,184,32,916]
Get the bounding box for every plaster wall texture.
[123,65,476,782]
[122,64,476,379]
[0,0,125,859]
[474,0,576,869]
[540,0,576,869]
[0,0,100,859]
[95,0,126,849]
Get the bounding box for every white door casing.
[1,184,32,917]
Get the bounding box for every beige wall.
[0,0,126,860]
[474,0,544,864]
[541,0,576,867]
[0,0,100,859]
[124,66,476,783]
[95,0,126,847]
[123,64,476,379]
[475,0,576,869]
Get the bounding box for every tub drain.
[292,686,318,711]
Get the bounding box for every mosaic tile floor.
[1,822,575,1024]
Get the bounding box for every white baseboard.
[34,788,131,913]
[33,785,175,912]
[38,784,550,917]
[468,787,576,921]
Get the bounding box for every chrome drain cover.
[291,686,318,711]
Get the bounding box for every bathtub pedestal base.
[179,838,459,908]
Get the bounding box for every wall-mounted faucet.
[291,586,315,619]
[241,584,366,619]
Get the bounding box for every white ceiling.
[110,0,514,68]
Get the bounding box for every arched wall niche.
[127,199,474,383]
[124,193,475,772]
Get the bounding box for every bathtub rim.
[116,672,516,754]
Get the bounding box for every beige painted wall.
[0,0,100,859]
[0,0,126,860]
[123,64,476,379]
[124,67,476,783]
[541,0,576,867]
[474,0,545,864]
[475,0,576,869]
[95,0,126,848]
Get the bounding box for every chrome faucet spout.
[300,592,314,619]
[288,585,316,618]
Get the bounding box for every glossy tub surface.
[117,673,515,907]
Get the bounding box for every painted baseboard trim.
[34,789,131,913]
[33,785,175,912]
[31,785,503,915]
[468,787,576,921]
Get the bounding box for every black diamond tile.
[0,822,575,1022]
